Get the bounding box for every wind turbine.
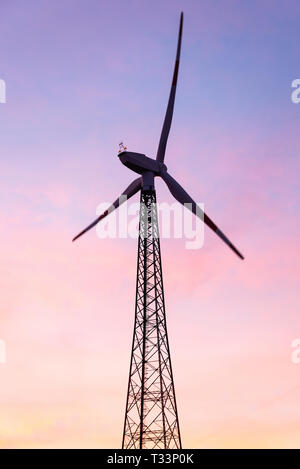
[73,12,244,449]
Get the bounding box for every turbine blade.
[156,12,183,163]
[72,177,142,242]
[161,171,244,260]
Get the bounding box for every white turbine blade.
[72,177,142,242]
[156,12,183,164]
[161,171,244,260]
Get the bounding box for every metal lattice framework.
[122,189,181,449]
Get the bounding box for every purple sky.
[1,0,300,448]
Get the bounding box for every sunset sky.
[1,0,300,448]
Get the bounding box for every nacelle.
[118,151,166,175]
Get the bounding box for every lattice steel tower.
[122,188,181,449]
